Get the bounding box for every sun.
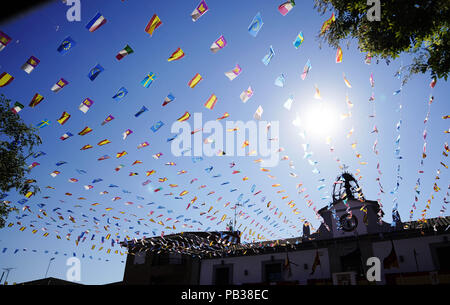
[303,102,339,138]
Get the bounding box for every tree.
[314,0,450,82]
[0,94,42,227]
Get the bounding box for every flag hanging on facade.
[383,240,400,269]
[310,250,321,275]
[191,0,208,21]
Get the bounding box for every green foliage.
[0,94,42,227]
[315,0,450,82]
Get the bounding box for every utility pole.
[44,257,55,278]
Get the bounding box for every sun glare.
[303,102,339,138]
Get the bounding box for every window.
[213,264,233,285]
[264,262,282,282]
[133,251,146,265]
[436,246,450,271]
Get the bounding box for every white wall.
[200,248,329,285]
[372,234,448,284]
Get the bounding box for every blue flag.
[262,46,274,66]
[57,36,76,54]
[248,12,263,37]
[150,121,164,132]
[88,64,104,81]
[135,106,148,117]
[112,87,128,101]
[293,32,304,49]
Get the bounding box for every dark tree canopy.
[315,0,450,82]
[0,94,42,227]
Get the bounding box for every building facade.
[122,174,450,285]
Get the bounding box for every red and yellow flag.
[78,126,93,136]
[168,47,185,61]
[57,111,71,125]
[97,139,111,146]
[188,73,202,88]
[177,111,191,122]
[29,93,44,108]
[116,151,127,158]
[336,46,343,63]
[204,94,217,110]
[145,14,162,36]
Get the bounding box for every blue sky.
[0,0,448,284]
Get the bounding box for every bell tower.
[316,172,390,239]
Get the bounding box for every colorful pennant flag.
[204,94,218,110]
[57,36,76,54]
[145,14,162,36]
[116,45,133,61]
[86,12,107,32]
[21,56,40,74]
[210,35,227,53]
[225,64,242,81]
[248,12,263,37]
[0,72,14,87]
[191,0,208,22]
[88,64,104,81]
[188,73,202,88]
[57,111,71,125]
[168,48,185,61]
[79,98,94,113]
[29,93,44,108]
[51,78,68,93]
[240,86,253,103]
[278,1,295,16]
[262,46,274,65]
[141,73,156,88]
